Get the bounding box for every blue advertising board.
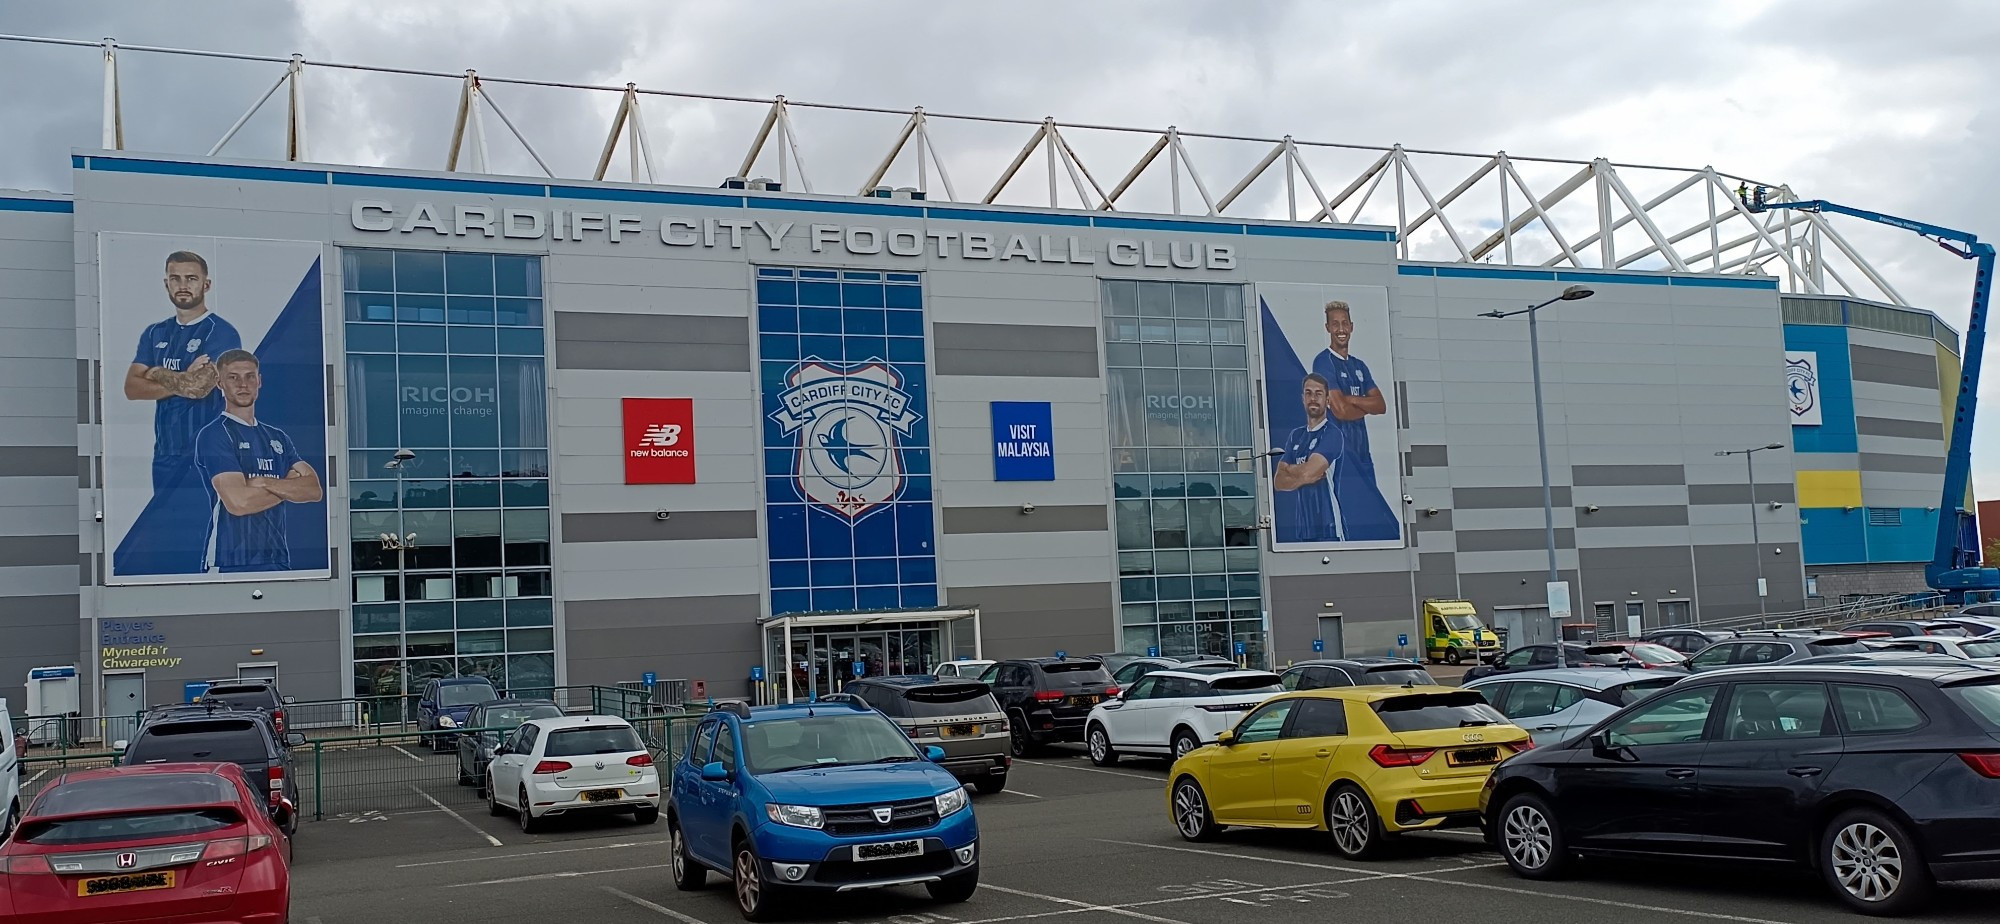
[991,401,1055,481]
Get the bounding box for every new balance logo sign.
[639,424,681,447]
[623,398,696,485]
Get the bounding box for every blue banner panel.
[991,401,1055,481]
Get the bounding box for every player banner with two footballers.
[98,232,330,585]
[1256,282,1404,552]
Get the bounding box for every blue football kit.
[194,413,304,573]
[1280,420,1341,542]
[1311,348,1400,541]
[115,312,243,575]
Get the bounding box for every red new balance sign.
[623,398,696,484]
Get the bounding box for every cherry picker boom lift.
[1743,187,1996,600]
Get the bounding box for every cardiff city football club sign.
[770,359,921,518]
[1784,350,1822,426]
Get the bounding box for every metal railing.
[10,711,144,751]
[283,683,688,738]
[1604,591,1955,638]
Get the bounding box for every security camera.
[94,510,104,522]
[1021,503,1036,515]
[251,589,264,600]
[1402,495,1414,504]
[654,510,672,521]
[1586,505,1600,513]
[1769,502,1785,511]
[1321,556,1331,565]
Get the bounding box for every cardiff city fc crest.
[1786,355,1818,418]
[770,359,921,518]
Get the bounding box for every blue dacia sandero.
[669,697,980,920]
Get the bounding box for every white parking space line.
[603,885,713,924]
[447,862,669,887]
[1108,841,1798,924]
[1012,758,1162,783]
[396,838,662,868]
[994,788,1042,798]
[390,745,425,763]
[979,883,1200,924]
[25,768,47,786]
[413,786,503,847]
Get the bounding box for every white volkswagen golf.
[485,715,661,833]
[1083,669,1284,764]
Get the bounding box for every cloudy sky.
[5,0,1999,480]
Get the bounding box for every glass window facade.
[342,248,554,702]
[757,268,937,615]
[1103,280,1268,667]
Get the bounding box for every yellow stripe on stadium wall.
[1797,470,1863,508]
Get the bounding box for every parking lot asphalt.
[291,742,2000,924]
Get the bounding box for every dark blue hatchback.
[668,698,980,920]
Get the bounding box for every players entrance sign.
[623,397,695,484]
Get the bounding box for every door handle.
[1314,749,1331,758]
[1535,725,1560,732]
[1787,767,1823,778]
[1665,768,1696,780]
[1257,752,1272,762]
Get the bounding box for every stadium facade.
[0,149,1961,714]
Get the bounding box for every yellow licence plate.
[580,788,623,802]
[79,870,175,897]
[940,724,979,738]
[1070,695,1099,706]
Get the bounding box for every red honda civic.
[0,762,292,923]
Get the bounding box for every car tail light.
[272,710,285,734]
[626,753,653,768]
[990,718,1008,732]
[531,760,571,775]
[1508,739,1537,753]
[1104,686,1122,698]
[267,764,284,801]
[204,836,275,859]
[1368,745,1437,768]
[0,856,52,875]
[1033,690,1064,703]
[1960,752,2000,779]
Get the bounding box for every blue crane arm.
[1745,188,1999,597]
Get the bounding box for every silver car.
[1460,668,1685,747]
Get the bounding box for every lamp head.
[1559,285,1595,301]
[1764,443,1784,450]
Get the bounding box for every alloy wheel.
[671,827,685,879]
[1173,734,1197,761]
[1503,803,1554,871]
[1831,822,1904,903]
[735,848,762,914]
[1088,728,1108,762]
[1328,791,1372,855]
[1172,781,1207,838]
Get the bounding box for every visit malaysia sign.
[991,401,1055,482]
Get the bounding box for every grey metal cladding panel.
[1453,486,1574,509]
[941,505,1106,534]
[1849,344,1938,389]
[1416,551,1458,599]
[566,593,764,631]
[1576,505,1690,528]
[552,311,750,372]
[1855,416,1942,440]
[933,322,1099,378]
[1407,444,1448,467]
[1578,545,1694,573]
[950,581,1115,654]
[1687,483,1797,505]
[1456,528,1577,552]
[1858,452,1947,475]
[1571,464,1686,487]
[0,446,74,477]
[562,510,758,543]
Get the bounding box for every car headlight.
[765,803,824,829]
[935,787,968,818]
[438,716,457,728]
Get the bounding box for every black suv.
[196,678,289,736]
[985,658,1117,756]
[1278,658,1437,690]
[118,710,305,833]
[1483,662,2000,914]
[1684,633,1871,672]
[846,676,1012,793]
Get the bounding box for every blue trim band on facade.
[550,185,744,209]
[1406,262,1784,290]
[1671,274,1780,289]
[0,197,72,213]
[89,156,327,186]
[332,172,544,197]
[1556,270,1671,287]
[746,197,924,218]
[1093,216,1248,235]
[71,155,89,169]
[925,206,1092,227]
[1244,224,1395,241]
[1431,265,1558,281]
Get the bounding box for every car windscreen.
[1443,614,1483,631]
[439,683,499,707]
[1946,680,2000,731]
[1609,677,1681,704]
[1574,648,1631,665]
[35,773,237,815]
[484,705,563,730]
[19,808,242,846]
[1372,691,1508,731]
[1039,663,1112,688]
[200,688,276,709]
[742,712,920,773]
[1923,624,1971,637]
[1359,666,1437,686]
[542,725,644,757]
[901,685,1002,718]
[1624,644,1684,663]
[1960,640,2000,659]
[1205,675,1284,695]
[125,723,271,765]
[1807,638,1869,655]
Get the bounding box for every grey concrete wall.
[1805,561,1930,600]
[0,194,81,711]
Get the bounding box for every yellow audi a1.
[1166,686,1531,858]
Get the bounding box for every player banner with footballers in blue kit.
[99,233,330,584]
[1257,283,1404,551]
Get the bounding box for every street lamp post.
[1716,443,1786,618]
[1481,285,1595,667]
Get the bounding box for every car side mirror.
[494,744,511,756]
[283,696,297,705]
[1214,730,1236,747]
[112,739,128,752]
[1588,731,1618,757]
[925,746,946,763]
[283,732,306,748]
[700,761,732,782]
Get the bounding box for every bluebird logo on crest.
[770,358,921,518]
[1786,356,1818,418]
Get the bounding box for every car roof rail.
[711,700,752,719]
[814,693,871,710]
